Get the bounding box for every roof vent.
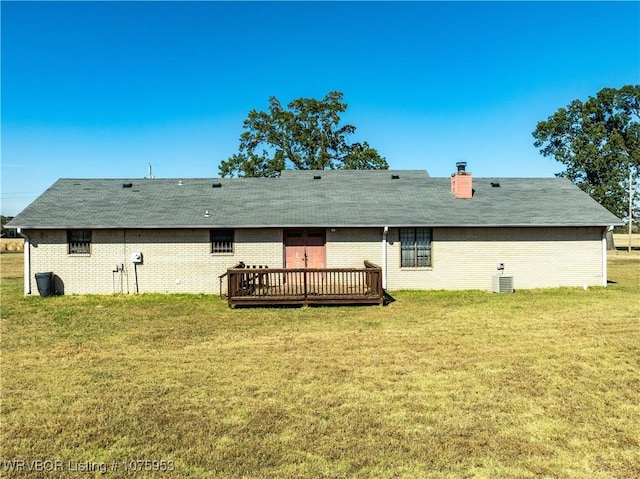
[313,175,321,180]
[491,182,500,187]
[178,180,183,186]
[123,183,133,188]
[391,174,400,180]
[212,182,222,188]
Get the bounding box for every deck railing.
[226,261,383,307]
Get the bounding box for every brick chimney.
[451,162,473,199]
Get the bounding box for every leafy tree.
[1,216,16,238]
[219,91,388,177]
[532,85,639,219]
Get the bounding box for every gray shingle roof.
[7,170,622,229]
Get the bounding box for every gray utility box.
[493,275,514,293]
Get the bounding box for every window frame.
[400,228,432,268]
[67,229,92,255]
[210,229,235,254]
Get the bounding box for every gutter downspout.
[602,227,610,288]
[18,228,31,295]
[382,226,389,290]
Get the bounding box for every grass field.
[1,251,639,478]
[613,234,640,250]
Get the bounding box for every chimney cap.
[456,162,467,173]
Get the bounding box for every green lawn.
[1,252,639,478]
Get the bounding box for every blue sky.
[2,1,639,216]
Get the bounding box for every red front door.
[284,229,326,269]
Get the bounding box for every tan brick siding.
[26,229,282,295]
[326,228,382,269]
[323,226,604,290]
[25,226,605,295]
[385,227,604,290]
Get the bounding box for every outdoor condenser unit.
[493,275,514,293]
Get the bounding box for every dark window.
[211,229,234,254]
[67,230,92,254]
[400,228,432,267]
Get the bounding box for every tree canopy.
[219,91,388,178]
[1,216,16,237]
[532,85,639,219]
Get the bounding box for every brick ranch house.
[7,165,621,297]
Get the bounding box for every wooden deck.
[224,262,384,307]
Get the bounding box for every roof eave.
[9,222,623,230]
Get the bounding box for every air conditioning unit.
[493,275,514,293]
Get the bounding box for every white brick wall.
[27,229,282,295]
[384,227,605,290]
[325,226,605,290]
[25,226,605,295]
[326,228,381,268]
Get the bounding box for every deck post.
[303,269,308,306]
